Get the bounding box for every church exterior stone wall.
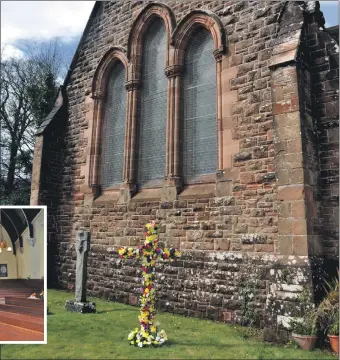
[31,0,339,341]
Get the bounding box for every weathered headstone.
[65,230,96,313]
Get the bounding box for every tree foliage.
[0,40,68,204]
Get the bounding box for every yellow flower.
[148,234,157,242]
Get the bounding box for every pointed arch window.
[88,8,227,200]
[137,17,167,188]
[181,27,217,184]
[101,62,126,188]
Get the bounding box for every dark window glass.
[101,62,126,188]
[137,18,167,187]
[182,27,217,183]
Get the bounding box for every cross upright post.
[118,221,181,347]
[65,230,96,313]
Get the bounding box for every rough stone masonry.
[31,0,339,341]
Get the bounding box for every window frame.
[181,26,218,186]
[87,6,227,202]
[100,61,128,191]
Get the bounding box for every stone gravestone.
[65,230,96,313]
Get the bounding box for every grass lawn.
[1,289,335,359]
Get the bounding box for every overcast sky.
[1,1,339,62]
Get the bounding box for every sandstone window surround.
[182,27,217,185]
[137,18,168,189]
[89,46,129,194]
[101,62,127,188]
[88,4,227,202]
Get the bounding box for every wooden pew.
[4,297,44,308]
[0,279,44,341]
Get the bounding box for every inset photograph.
[0,206,46,344]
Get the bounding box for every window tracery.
[88,5,227,200]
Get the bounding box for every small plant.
[316,271,339,354]
[289,310,318,336]
[316,272,339,336]
[329,308,339,336]
[317,299,339,335]
[289,287,319,351]
[288,287,318,335]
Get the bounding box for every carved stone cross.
[75,230,89,302]
[65,230,96,313]
[118,221,181,347]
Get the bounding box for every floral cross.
[118,221,181,347]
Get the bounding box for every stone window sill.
[93,191,119,204]
[131,188,162,202]
[179,183,216,199]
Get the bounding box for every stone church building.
[31,0,339,336]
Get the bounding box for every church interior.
[0,207,45,342]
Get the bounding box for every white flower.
[138,342,143,348]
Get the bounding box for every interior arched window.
[137,17,167,187]
[182,27,217,183]
[101,62,126,188]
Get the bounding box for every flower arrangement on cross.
[119,221,181,347]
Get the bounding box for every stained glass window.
[101,62,126,188]
[182,27,217,183]
[137,18,167,187]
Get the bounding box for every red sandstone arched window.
[90,47,129,192]
[101,62,126,188]
[169,10,226,188]
[137,17,167,188]
[181,27,217,184]
[88,6,226,200]
[124,3,175,195]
